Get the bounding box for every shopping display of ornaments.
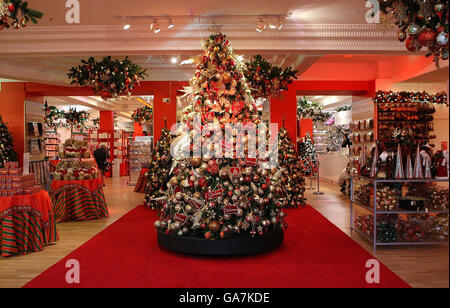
[59,139,91,159]
[154,34,288,240]
[379,0,449,67]
[0,0,43,31]
[67,56,147,100]
[53,160,100,181]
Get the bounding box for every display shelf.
[351,175,449,252]
[128,140,152,185]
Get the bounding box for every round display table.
[157,229,284,256]
[50,178,109,223]
[0,190,59,257]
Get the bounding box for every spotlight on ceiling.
[277,18,283,30]
[171,57,178,64]
[123,24,131,30]
[237,55,244,61]
[168,19,174,30]
[268,20,277,29]
[256,19,265,32]
[151,19,160,33]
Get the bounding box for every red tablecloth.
[0,190,53,223]
[0,190,58,257]
[50,178,109,223]
[134,168,149,193]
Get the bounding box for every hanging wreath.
[376,0,449,67]
[244,55,297,99]
[297,97,332,123]
[132,106,153,125]
[65,108,90,129]
[44,102,65,128]
[67,56,147,100]
[92,117,100,128]
[0,0,43,30]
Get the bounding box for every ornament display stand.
[157,229,284,256]
[350,175,449,253]
[313,161,324,195]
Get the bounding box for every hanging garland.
[335,105,352,112]
[43,102,65,128]
[67,56,147,100]
[132,105,153,125]
[0,0,43,30]
[297,97,333,122]
[92,117,100,128]
[244,55,298,99]
[374,90,448,106]
[376,0,449,67]
[64,108,90,129]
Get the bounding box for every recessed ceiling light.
[237,55,244,61]
[123,24,131,30]
[268,21,277,29]
[171,57,178,64]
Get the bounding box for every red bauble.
[8,3,15,12]
[198,177,207,188]
[405,37,422,52]
[417,28,437,46]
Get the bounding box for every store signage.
[173,213,187,224]
[205,186,224,200]
[224,205,239,215]
[245,157,257,166]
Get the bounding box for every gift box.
[0,169,8,176]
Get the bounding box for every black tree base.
[157,229,284,256]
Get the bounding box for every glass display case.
[351,175,449,252]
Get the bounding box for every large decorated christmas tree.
[144,128,173,210]
[0,115,17,168]
[154,33,287,241]
[278,127,306,208]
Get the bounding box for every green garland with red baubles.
[67,56,147,100]
[132,106,153,125]
[377,0,449,67]
[0,0,43,30]
[44,102,65,128]
[244,55,297,99]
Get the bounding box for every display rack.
[351,175,449,253]
[44,128,60,159]
[128,140,152,186]
[350,118,374,168]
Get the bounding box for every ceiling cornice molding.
[0,24,405,56]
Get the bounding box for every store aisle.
[306,180,449,288]
[0,177,142,288]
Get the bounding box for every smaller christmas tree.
[0,115,17,168]
[144,128,173,209]
[298,132,318,176]
[278,127,306,208]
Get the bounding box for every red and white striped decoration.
[394,144,404,179]
[370,144,378,178]
[413,145,424,179]
[405,154,414,179]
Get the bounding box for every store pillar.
[0,82,26,165]
[134,122,143,138]
[99,111,115,131]
[270,84,297,143]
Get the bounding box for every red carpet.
[24,205,410,288]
